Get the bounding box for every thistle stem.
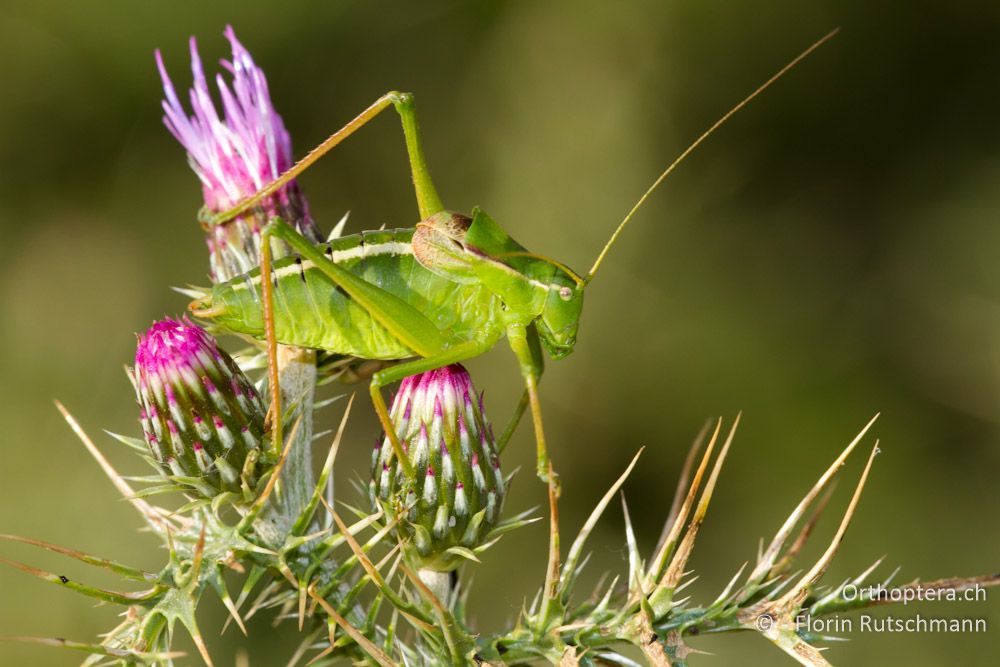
[417,568,453,607]
[255,346,317,547]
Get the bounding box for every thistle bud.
[156,26,320,282]
[134,318,269,497]
[372,364,506,571]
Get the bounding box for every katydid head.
[536,278,584,359]
[449,207,588,359]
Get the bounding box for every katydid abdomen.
[197,228,505,360]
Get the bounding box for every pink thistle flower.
[134,317,269,497]
[372,364,506,570]
[156,26,320,282]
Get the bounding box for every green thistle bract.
[372,364,506,570]
[134,317,269,497]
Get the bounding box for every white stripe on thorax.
[231,241,413,292]
[230,239,553,294]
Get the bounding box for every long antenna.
[585,28,839,283]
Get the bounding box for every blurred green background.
[1,1,998,665]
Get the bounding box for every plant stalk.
[256,345,317,547]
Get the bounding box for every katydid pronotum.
[190,30,838,485]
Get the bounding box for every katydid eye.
[558,286,573,301]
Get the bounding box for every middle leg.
[506,323,554,485]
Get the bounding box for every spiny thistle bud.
[372,364,506,571]
[156,26,320,282]
[134,317,270,497]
